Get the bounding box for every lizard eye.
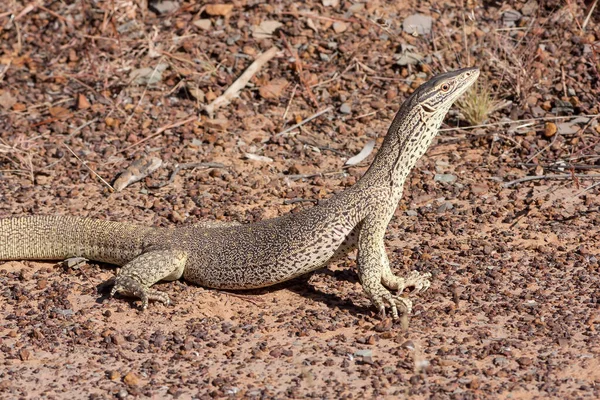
[440,83,450,92]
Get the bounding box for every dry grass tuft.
[0,136,37,182]
[456,81,508,126]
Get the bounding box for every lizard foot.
[367,284,413,320]
[109,275,171,310]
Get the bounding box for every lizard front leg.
[108,249,188,309]
[357,218,412,319]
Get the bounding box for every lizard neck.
[356,100,450,201]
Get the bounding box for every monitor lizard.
[0,67,479,320]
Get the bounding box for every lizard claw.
[109,275,170,310]
[369,287,413,320]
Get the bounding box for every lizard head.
[414,67,480,114]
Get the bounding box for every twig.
[520,163,600,171]
[204,46,279,117]
[582,0,598,31]
[503,174,600,188]
[569,181,600,199]
[62,143,114,192]
[561,66,567,98]
[280,32,319,108]
[275,106,333,136]
[38,5,68,22]
[119,116,197,154]
[282,84,298,121]
[310,62,354,88]
[439,113,600,132]
[148,162,226,189]
[525,132,559,163]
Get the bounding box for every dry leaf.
[345,140,375,165]
[130,63,168,85]
[48,106,72,119]
[252,20,283,39]
[258,78,289,99]
[306,18,318,32]
[113,156,162,191]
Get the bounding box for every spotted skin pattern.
[0,68,479,319]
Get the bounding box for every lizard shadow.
[221,267,373,319]
[94,263,372,318]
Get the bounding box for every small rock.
[531,106,545,117]
[35,175,52,185]
[340,103,351,114]
[151,1,179,14]
[373,318,392,332]
[471,183,488,195]
[269,349,282,358]
[346,3,364,14]
[332,21,347,33]
[516,357,533,367]
[434,173,457,183]
[354,349,372,357]
[556,122,579,135]
[53,308,74,316]
[289,164,312,175]
[436,202,453,213]
[521,0,538,16]
[403,14,433,35]
[493,356,509,367]
[401,340,415,350]
[123,372,140,386]
[109,370,121,381]
[205,4,233,16]
[192,19,212,30]
[76,94,90,110]
[544,122,557,137]
[469,376,480,389]
[0,91,16,110]
[405,210,418,217]
[502,10,522,27]
[19,349,32,361]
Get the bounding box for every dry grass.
[456,81,508,125]
[0,136,36,181]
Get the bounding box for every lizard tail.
[0,216,154,265]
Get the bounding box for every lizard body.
[0,67,479,318]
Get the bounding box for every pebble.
[339,103,352,114]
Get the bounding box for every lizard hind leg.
[108,249,188,310]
